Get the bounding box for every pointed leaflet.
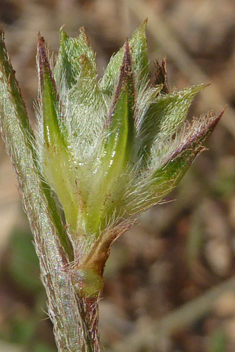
[38,35,82,234]
[38,35,65,147]
[54,27,96,91]
[138,84,206,162]
[124,112,222,215]
[0,34,29,131]
[84,43,136,235]
[129,19,149,91]
[100,20,149,97]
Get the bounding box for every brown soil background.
[1,0,235,351]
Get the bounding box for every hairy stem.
[0,29,100,352]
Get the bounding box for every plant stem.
[0,29,100,352]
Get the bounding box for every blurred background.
[1,0,235,351]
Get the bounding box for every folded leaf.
[138,84,206,162]
[85,43,136,234]
[54,27,96,91]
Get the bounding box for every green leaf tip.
[109,41,135,124]
[100,20,150,97]
[54,26,96,91]
[37,34,66,148]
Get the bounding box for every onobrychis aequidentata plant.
[0,21,223,351]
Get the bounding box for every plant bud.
[36,22,222,261]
